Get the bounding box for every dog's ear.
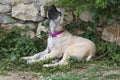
[48,5,61,20]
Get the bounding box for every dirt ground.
[0,72,43,80]
[0,69,120,80]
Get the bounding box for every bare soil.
[0,72,43,80]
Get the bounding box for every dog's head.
[48,5,68,26]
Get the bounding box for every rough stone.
[1,22,37,30]
[36,23,48,38]
[0,4,11,13]
[0,0,37,6]
[40,6,45,17]
[0,0,52,6]
[98,17,106,26]
[0,13,17,24]
[101,23,120,46]
[1,22,36,38]
[72,29,85,35]
[39,0,52,6]
[21,30,36,39]
[12,3,44,21]
[64,12,73,25]
[25,22,37,30]
[79,11,93,22]
[96,27,103,32]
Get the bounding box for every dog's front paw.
[43,63,58,67]
[43,64,53,67]
[21,57,32,61]
[26,60,36,64]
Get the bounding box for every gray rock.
[39,0,52,6]
[1,22,37,30]
[0,4,11,13]
[0,0,37,6]
[21,30,36,39]
[79,11,94,22]
[0,13,17,24]
[101,23,120,46]
[0,0,52,6]
[26,22,37,30]
[12,3,44,21]
[36,22,48,38]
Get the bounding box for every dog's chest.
[48,36,67,50]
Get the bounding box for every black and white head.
[48,5,67,26]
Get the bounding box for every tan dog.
[22,5,96,67]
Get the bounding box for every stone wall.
[0,0,51,38]
[0,0,120,46]
[0,0,94,38]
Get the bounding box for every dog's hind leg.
[43,46,89,67]
[43,49,71,67]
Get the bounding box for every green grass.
[0,27,120,80]
[44,62,120,80]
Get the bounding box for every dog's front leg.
[43,52,69,67]
[21,48,49,61]
[27,49,62,64]
[21,36,52,61]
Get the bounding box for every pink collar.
[50,30,64,37]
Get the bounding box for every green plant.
[53,0,120,26]
[0,26,120,80]
[7,17,15,23]
[0,28,47,70]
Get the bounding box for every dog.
[22,5,96,67]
